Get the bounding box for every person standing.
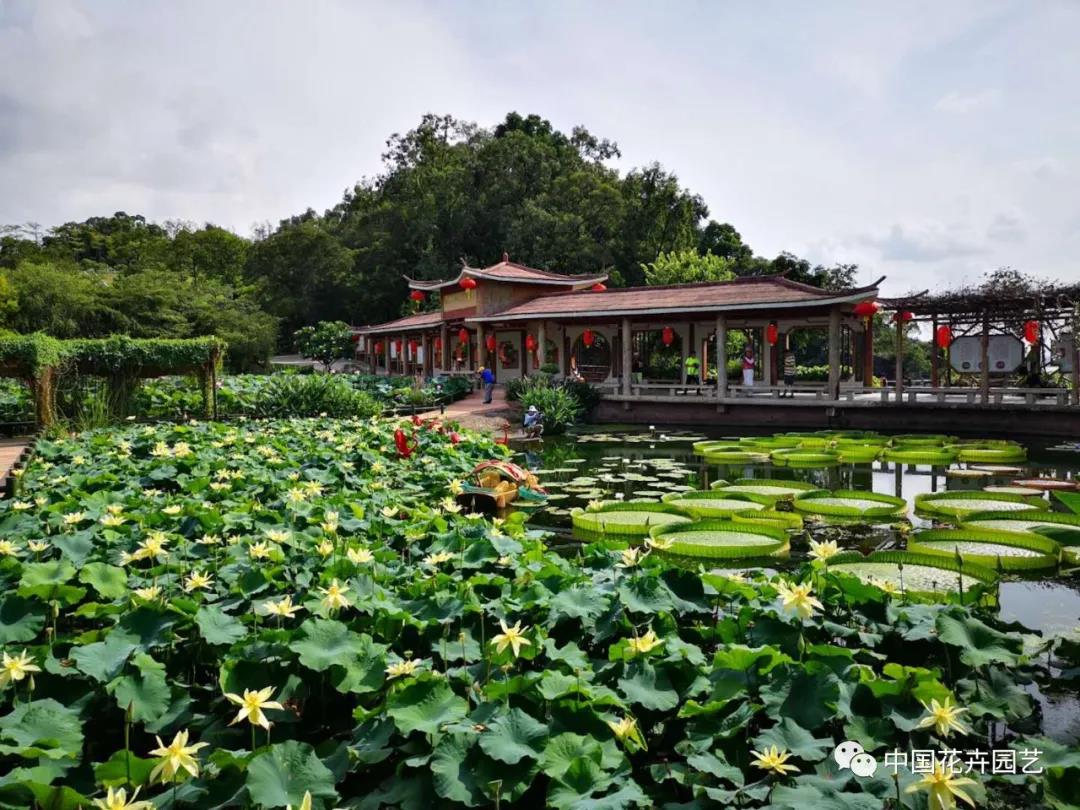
[684,350,700,390]
[742,346,756,388]
[782,342,797,397]
[479,365,495,404]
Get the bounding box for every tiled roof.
[355,310,444,334]
[467,276,883,322]
[407,255,607,291]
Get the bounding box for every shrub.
[560,378,601,414]
[293,320,354,371]
[250,374,380,418]
[519,381,581,435]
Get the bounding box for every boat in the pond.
[457,460,548,511]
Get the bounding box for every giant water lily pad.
[661,491,765,518]
[793,490,906,519]
[650,520,788,559]
[915,491,1046,518]
[907,528,1060,571]
[571,503,691,536]
[829,551,997,601]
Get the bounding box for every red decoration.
[765,323,779,346]
[408,339,418,355]
[583,329,595,348]
[893,311,914,323]
[350,333,360,343]
[393,429,414,459]
[661,327,675,347]
[374,340,384,354]
[409,290,425,302]
[460,277,477,290]
[853,300,881,319]
[394,338,403,353]
[434,337,442,351]
[458,328,468,344]
[486,334,496,352]
[591,283,607,292]
[525,334,537,352]
[935,325,953,349]
[1023,320,1040,344]
[449,431,461,445]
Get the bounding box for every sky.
[1,0,1078,296]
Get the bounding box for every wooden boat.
[457,460,548,511]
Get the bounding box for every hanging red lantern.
[408,339,418,355]
[374,340,383,354]
[765,322,779,346]
[583,329,595,348]
[486,334,496,352]
[350,333,360,343]
[893,311,914,323]
[525,334,537,352]
[591,283,607,292]
[935,325,953,349]
[409,290,424,302]
[661,327,674,347]
[1023,320,1040,344]
[458,328,468,344]
[394,338,403,353]
[460,277,477,291]
[434,337,442,351]
[853,300,881,319]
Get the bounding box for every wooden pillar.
[828,308,841,401]
[1071,328,1079,406]
[536,321,547,369]
[762,328,773,388]
[980,317,990,404]
[862,318,874,386]
[621,318,632,396]
[930,314,939,388]
[383,336,391,375]
[440,324,449,374]
[894,318,904,403]
[476,324,485,371]
[716,314,728,400]
[680,324,688,385]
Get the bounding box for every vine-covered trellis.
[0,335,225,426]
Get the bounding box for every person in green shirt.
[684,351,700,390]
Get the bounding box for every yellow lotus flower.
[320,520,338,535]
[316,539,334,558]
[63,511,85,526]
[286,487,307,504]
[197,534,222,546]
[496,555,514,567]
[646,536,675,551]
[617,547,646,568]
[347,547,374,565]
[626,629,663,656]
[386,658,424,679]
[224,686,284,730]
[27,540,49,553]
[249,541,273,560]
[162,505,182,516]
[440,498,462,514]
[319,579,352,611]
[34,496,47,507]
[0,649,41,688]
[751,745,799,776]
[105,503,124,515]
[134,585,162,601]
[148,729,208,783]
[265,529,290,544]
[92,786,154,810]
[424,550,455,566]
[101,514,126,527]
[11,500,31,511]
[491,620,532,657]
[0,540,20,557]
[150,442,171,457]
[172,442,192,458]
[905,763,977,810]
[808,539,840,562]
[916,697,971,737]
[134,531,170,561]
[869,576,900,595]
[606,715,646,750]
[774,579,823,620]
[184,570,214,592]
[448,479,464,495]
[323,509,340,526]
[286,792,313,810]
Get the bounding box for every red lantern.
[460,277,477,291]
[486,334,496,352]
[458,328,468,344]
[525,334,537,352]
[1023,320,1040,344]
[853,300,881,319]
[935,325,953,349]
[409,290,424,302]
[350,333,360,343]
[394,338,403,353]
[374,340,384,354]
[893,311,914,323]
[583,329,595,348]
[765,323,779,346]
[434,337,442,351]
[661,327,674,347]
[591,283,607,292]
[408,339,418,355]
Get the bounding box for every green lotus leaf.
[0,699,84,761]
[617,660,680,711]
[915,491,1047,518]
[477,707,549,764]
[19,559,76,589]
[0,595,47,644]
[386,678,468,736]
[108,653,170,723]
[760,666,841,731]
[51,533,95,566]
[908,528,1060,571]
[195,605,247,646]
[548,586,612,626]
[793,490,906,518]
[936,612,1023,667]
[71,632,140,683]
[245,740,338,809]
[753,717,833,762]
[78,563,128,600]
[94,749,158,788]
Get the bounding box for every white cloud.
[934,89,1000,113]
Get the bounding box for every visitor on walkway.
[782,342,797,397]
[742,346,756,388]
[684,351,700,387]
[479,366,495,404]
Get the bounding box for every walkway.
[421,386,519,439]
[0,437,30,496]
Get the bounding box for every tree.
[641,250,735,286]
[293,320,354,371]
[698,221,753,266]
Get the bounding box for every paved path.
[421,386,519,440]
[0,437,30,493]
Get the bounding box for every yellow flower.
[263,595,302,618]
[448,479,464,495]
[319,579,352,611]
[172,442,192,458]
[101,514,125,527]
[106,503,124,516]
[134,585,162,601]
[617,547,646,568]
[606,715,646,750]
[0,649,41,688]
[491,620,532,657]
[11,500,31,511]
[27,540,49,553]
[751,745,799,776]
[316,539,334,558]
[286,792,313,810]
[197,534,222,546]
[496,555,514,567]
[0,540,20,557]
[440,498,462,514]
[424,550,455,566]
[916,697,971,738]
[381,505,398,519]
[905,763,977,810]
[183,571,214,592]
[285,487,307,504]
[808,539,840,562]
[347,547,374,565]
[646,536,675,551]
[249,542,273,560]
[774,579,823,620]
[34,496,47,507]
[626,629,663,656]
[135,531,170,561]
[320,520,338,535]
[162,505,182,516]
[92,786,154,810]
[224,686,284,730]
[150,442,171,458]
[869,576,900,595]
[148,729,208,783]
[265,529,290,544]
[63,511,85,526]
[386,659,424,679]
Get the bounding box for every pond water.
[515,426,1080,743]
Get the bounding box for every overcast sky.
[2,0,1077,295]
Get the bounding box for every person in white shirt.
[742,346,756,387]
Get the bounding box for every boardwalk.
[0,436,31,493]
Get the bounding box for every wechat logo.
[834,740,878,778]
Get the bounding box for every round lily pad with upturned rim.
[914,491,1047,519]
[793,489,907,519]
[711,478,824,504]
[828,550,997,602]
[570,502,692,536]
[660,490,766,518]
[907,528,1060,571]
[648,519,788,559]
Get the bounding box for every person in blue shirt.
[523,405,544,438]
[479,366,495,403]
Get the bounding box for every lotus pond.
[1,419,1079,808]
